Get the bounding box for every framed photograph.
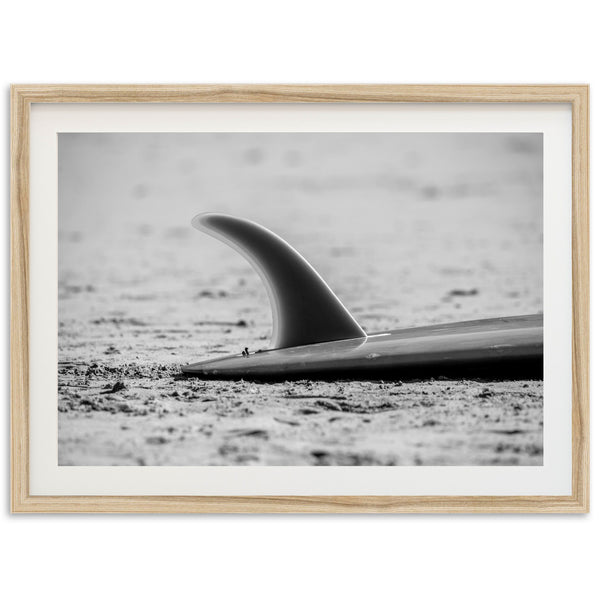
[11,85,589,513]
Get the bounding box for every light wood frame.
[11,84,589,513]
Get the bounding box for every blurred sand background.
[58,133,543,466]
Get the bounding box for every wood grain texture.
[10,494,590,514]
[11,85,30,512]
[570,86,590,512]
[8,83,590,104]
[10,84,590,513]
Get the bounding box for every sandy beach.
[58,132,543,465]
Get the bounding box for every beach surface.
[58,132,543,465]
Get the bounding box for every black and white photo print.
[58,132,543,466]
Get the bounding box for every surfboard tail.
[192,213,366,349]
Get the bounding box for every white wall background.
[1,1,596,599]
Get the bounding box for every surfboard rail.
[182,315,543,380]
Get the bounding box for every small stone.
[101,381,126,394]
[146,436,169,445]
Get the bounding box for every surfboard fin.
[192,213,366,349]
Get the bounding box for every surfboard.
[182,214,543,380]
